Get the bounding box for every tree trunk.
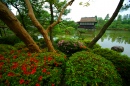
[49,2,54,43]
[24,0,56,52]
[88,0,124,48]
[0,2,41,53]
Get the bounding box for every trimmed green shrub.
[65,51,122,86]
[57,40,90,56]
[92,48,130,86]
[0,49,66,86]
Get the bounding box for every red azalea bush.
[0,49,66,86]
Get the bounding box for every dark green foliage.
[0,44,16,53]
[0,35,21,45]
[36,38,47,48]
[65,51,122,86]
[57,40,89,56]
[14,42,26,50]
[92,48,130,86]
[96,14,130,30]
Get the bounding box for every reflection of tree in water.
[102,30,130,44]
[100,33,108,42]
[78,30,130,44]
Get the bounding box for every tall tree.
[0,0,74,52]
[104,14,110,21]
[88,0,124,48]
[0,1,41,52]
[44,0,71,42]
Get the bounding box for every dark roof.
[78,17,97,22]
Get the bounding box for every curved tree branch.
[88,0,124,48]
[46,0,75,33]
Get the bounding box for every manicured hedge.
[65,51,122,86]
[92,48,130,86]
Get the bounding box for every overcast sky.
[11,0,130,22]
[64,0,130,21]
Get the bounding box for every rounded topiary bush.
[65,51,122,86]
[92,48,130,86]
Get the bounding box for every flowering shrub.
[92,48,130,86]
[0,49,66,86]
[57,40,90,56]
[65,51,122,86]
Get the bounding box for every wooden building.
[77,17,97,29]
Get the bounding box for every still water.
[38,30,130,57]
[96,30,130,57]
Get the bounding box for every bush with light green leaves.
[92,48,130,86]
[65,51,122,86]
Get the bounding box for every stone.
[111,46,124,52]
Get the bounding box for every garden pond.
[38,30,130,57]
[80,30,130,57]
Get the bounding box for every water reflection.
[96,30,130,57]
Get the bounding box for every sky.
[11,0,130,22]
[64,0,130,22]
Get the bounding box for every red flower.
[0,55,4,60]
[25,80,30,85]
[8,72,15,76]
[44,56,47,60]
[52,83,55,86]
[38,76,42,81]
[64,56,66,59]
[30,67,37,74]
[5,80,10,86]
[54,62,58,67]
[10,50,14,54]
[36,83,40,86]
[0,62,4,69]
[11,62,18,69]
[23,71,30,75]
[46,72,50,75]
[42,68,46,73]
[0,74,2,78]
[28,52,31,57]
[48,57,53,61]
[13,55,17,59]
[17,50,21,53]
[19,79,25,84]
[21,64,27,71]
[21,64,30,75]
[30,58,39,63]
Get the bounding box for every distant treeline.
[96,14,130,30]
